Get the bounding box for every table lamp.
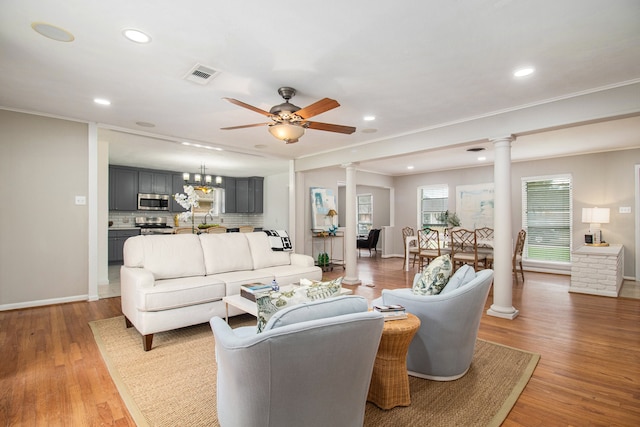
[581,207,610,245]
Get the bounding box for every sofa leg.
[124,316,133,328]
[143,334,154,351]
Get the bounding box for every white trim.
[88,123,99,301]
[635,164,640,281]
[0,295,88,311]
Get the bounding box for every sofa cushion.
[413,254,452,295]
[140,234,206,280]
[264,295,368,331]
[255,277,343,333]
[139,275,226,311]
[245,232,291,269]
[441,264,476,294]
[263,229,293,251]
[199,233,254,274]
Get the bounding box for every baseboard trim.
[0,294,88,311]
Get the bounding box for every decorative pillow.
[412,254,453,295]
[255,277,343,333]
[263,229,293,251]
[440,264,476,294]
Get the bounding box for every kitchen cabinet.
[108,228,140,263]
[234,177,263,213]
[139,170,171,195]
[171,174,188,212]
[109,166,138,211]
[224,177,236,213]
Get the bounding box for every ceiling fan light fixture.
[268,123,305,143]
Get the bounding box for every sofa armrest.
[120,266,155,315]
[290,253,315,267]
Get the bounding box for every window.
[357,194,373,235]
[418,184,448,229]
[521,175,572,262]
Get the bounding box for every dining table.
[404,234,494,271]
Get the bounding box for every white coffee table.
[222,285,353,322]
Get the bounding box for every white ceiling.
[1,0,639,177]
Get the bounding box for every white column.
[342,163,361,285]
[487,136,519,319]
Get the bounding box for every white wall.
[263,172,289,230]
[0,110,90,308]
[393,148,640,277]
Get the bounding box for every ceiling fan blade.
[220,123,270,130]
[222,97,273,117]
[305,121,356,134]
[294,98,340,119]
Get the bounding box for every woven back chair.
[417,228,441,271]
[513,229,526,285]
[402,227,419,267]
[449,228,485,271]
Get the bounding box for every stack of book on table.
[240,283,272,302]
[373,304,408,321]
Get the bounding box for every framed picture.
[456,183,494,229]
[310,187,337,231]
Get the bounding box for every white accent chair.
[373,267,494,381]
[210,296,384,427]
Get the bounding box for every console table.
[312,232,344,271]
[570,244,624,297]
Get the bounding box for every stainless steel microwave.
[138,193,170,211]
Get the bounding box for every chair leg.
[519,261,525,282]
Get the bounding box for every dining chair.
[174,227,195,234]
[239,225,254,233]
[513,229,526,285]
[449,228,485,272]
[402,227,419,268]
[417,228,441,271]
[207,226,227,234]
[475,227,494,268]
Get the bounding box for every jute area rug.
[90,315,539,427]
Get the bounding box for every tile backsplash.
[109,211,264,229]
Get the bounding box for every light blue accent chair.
[210,296,384,427]
[373,266,493,381]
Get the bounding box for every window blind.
[521,175,572,262]
[419,185,448,227]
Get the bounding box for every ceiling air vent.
[184,64,219,85]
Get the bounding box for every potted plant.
[436,210,461,227]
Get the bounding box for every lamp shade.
[326,209,337,217]
[268,123,305,142]
[582,207,610,224]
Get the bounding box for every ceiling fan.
[221,87,356,144]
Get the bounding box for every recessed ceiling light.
[407,165,414,170]
[122,28,151,43]
[513,67,535,77]
[478,156,487,161]
[94,98,111,106]
[31,22,75,42]
[364,116,376,121]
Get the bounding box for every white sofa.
[121,232,322,350]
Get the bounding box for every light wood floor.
[1,256,639,426]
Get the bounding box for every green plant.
[436,210,461,227]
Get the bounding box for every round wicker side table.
[367,313,420,410]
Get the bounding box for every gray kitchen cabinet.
[235,177,263,213]
[139,170,171,194]
[224,177,236,213]
[171,174,188,212]
[109,166,138,211]
[108,228,140,263]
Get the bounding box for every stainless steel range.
[135,216,174,235]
